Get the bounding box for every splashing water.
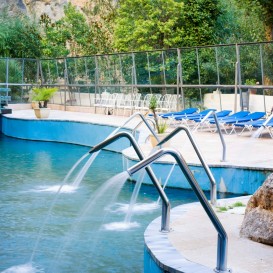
[124,169,146,223]
[1,263,44,273]
[102,221,140,231]
[21,113,154,269]
[49,171,130,270]
[110,202,159,214]
[32,185,77,193]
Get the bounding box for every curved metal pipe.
[89,131,170,231]
[212,112,226,162]
[131,117,156,134]
[119,112,160,143]
[127,148,230,273]
[156,125,217,205]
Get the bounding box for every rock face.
[240,173,273,245]
[0,0,27,15]
[0,0,88,21]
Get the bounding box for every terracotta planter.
[150,133,170,147]
[34,108,50,119]
[31,101,39,109]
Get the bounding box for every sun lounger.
[174,109,216,121]
[172,109,216,128]
[209,111,250,124]
[216,111,266,134]
[232,113,273,137]
[192,110,232,131]
[160,107,198,118]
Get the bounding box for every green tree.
[0,11,42,58]
[114,0,186,51]
[237,0,273,40]
[182,0,221,46]
[114,0,221,52]
[40,3,113,57]
[40,14,70,58]
[216,0,266,43]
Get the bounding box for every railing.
[0,41,273,112]
[127,147,230,273]
[156,125,218,205]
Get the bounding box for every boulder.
[240,173,273,245]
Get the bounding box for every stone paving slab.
[168,197,273,273]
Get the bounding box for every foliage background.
[0,0,270,58]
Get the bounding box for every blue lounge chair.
[209,111,250,124]
[160,107,198,118]
[232,113,273,137]
[192,110,232,122]
[174,109,216,121]
[192,110,232,131]
[218,111,266,134]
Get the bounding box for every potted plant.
[149,94,169,147]
[245,79,259,94]
[31,87,58,118]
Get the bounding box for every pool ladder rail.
[156,125,217,206]
[127,147,231,273]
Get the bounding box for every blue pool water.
[0,134,235,273]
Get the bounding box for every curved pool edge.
[122,148,271,195]
[1,113,271,195]
[144,203,214,273]
[1,115,133,152]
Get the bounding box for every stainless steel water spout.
[127,147,230,273]
[89,131,170,232]
[156,125,217,206]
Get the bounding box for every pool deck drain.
[3,108,273,273]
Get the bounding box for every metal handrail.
[212,112,227,162]
[118,112,160,144]
[127,148,230,273]
[131,117,156,140]
[157,125,217,206]
[89,131,170,232]
[181,110,227,162]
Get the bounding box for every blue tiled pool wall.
[0,116,2,132]
[125,158,270,195]
[2,117,131,152]
[144,246,163,273]
[2,116,270,195]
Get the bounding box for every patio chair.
[192,110,232,131]
[232,113,273,137]
[160,107,199,118]
[173,109,217,128]
[157,94,173,112]
[208,111,250,132]
[217,111,266,134]
[134,94,154,113]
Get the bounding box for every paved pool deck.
[3,107,273,273]
[4,107,273,170]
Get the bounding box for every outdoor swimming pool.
[0,134,237,273]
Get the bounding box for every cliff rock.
[240,173,273,245]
